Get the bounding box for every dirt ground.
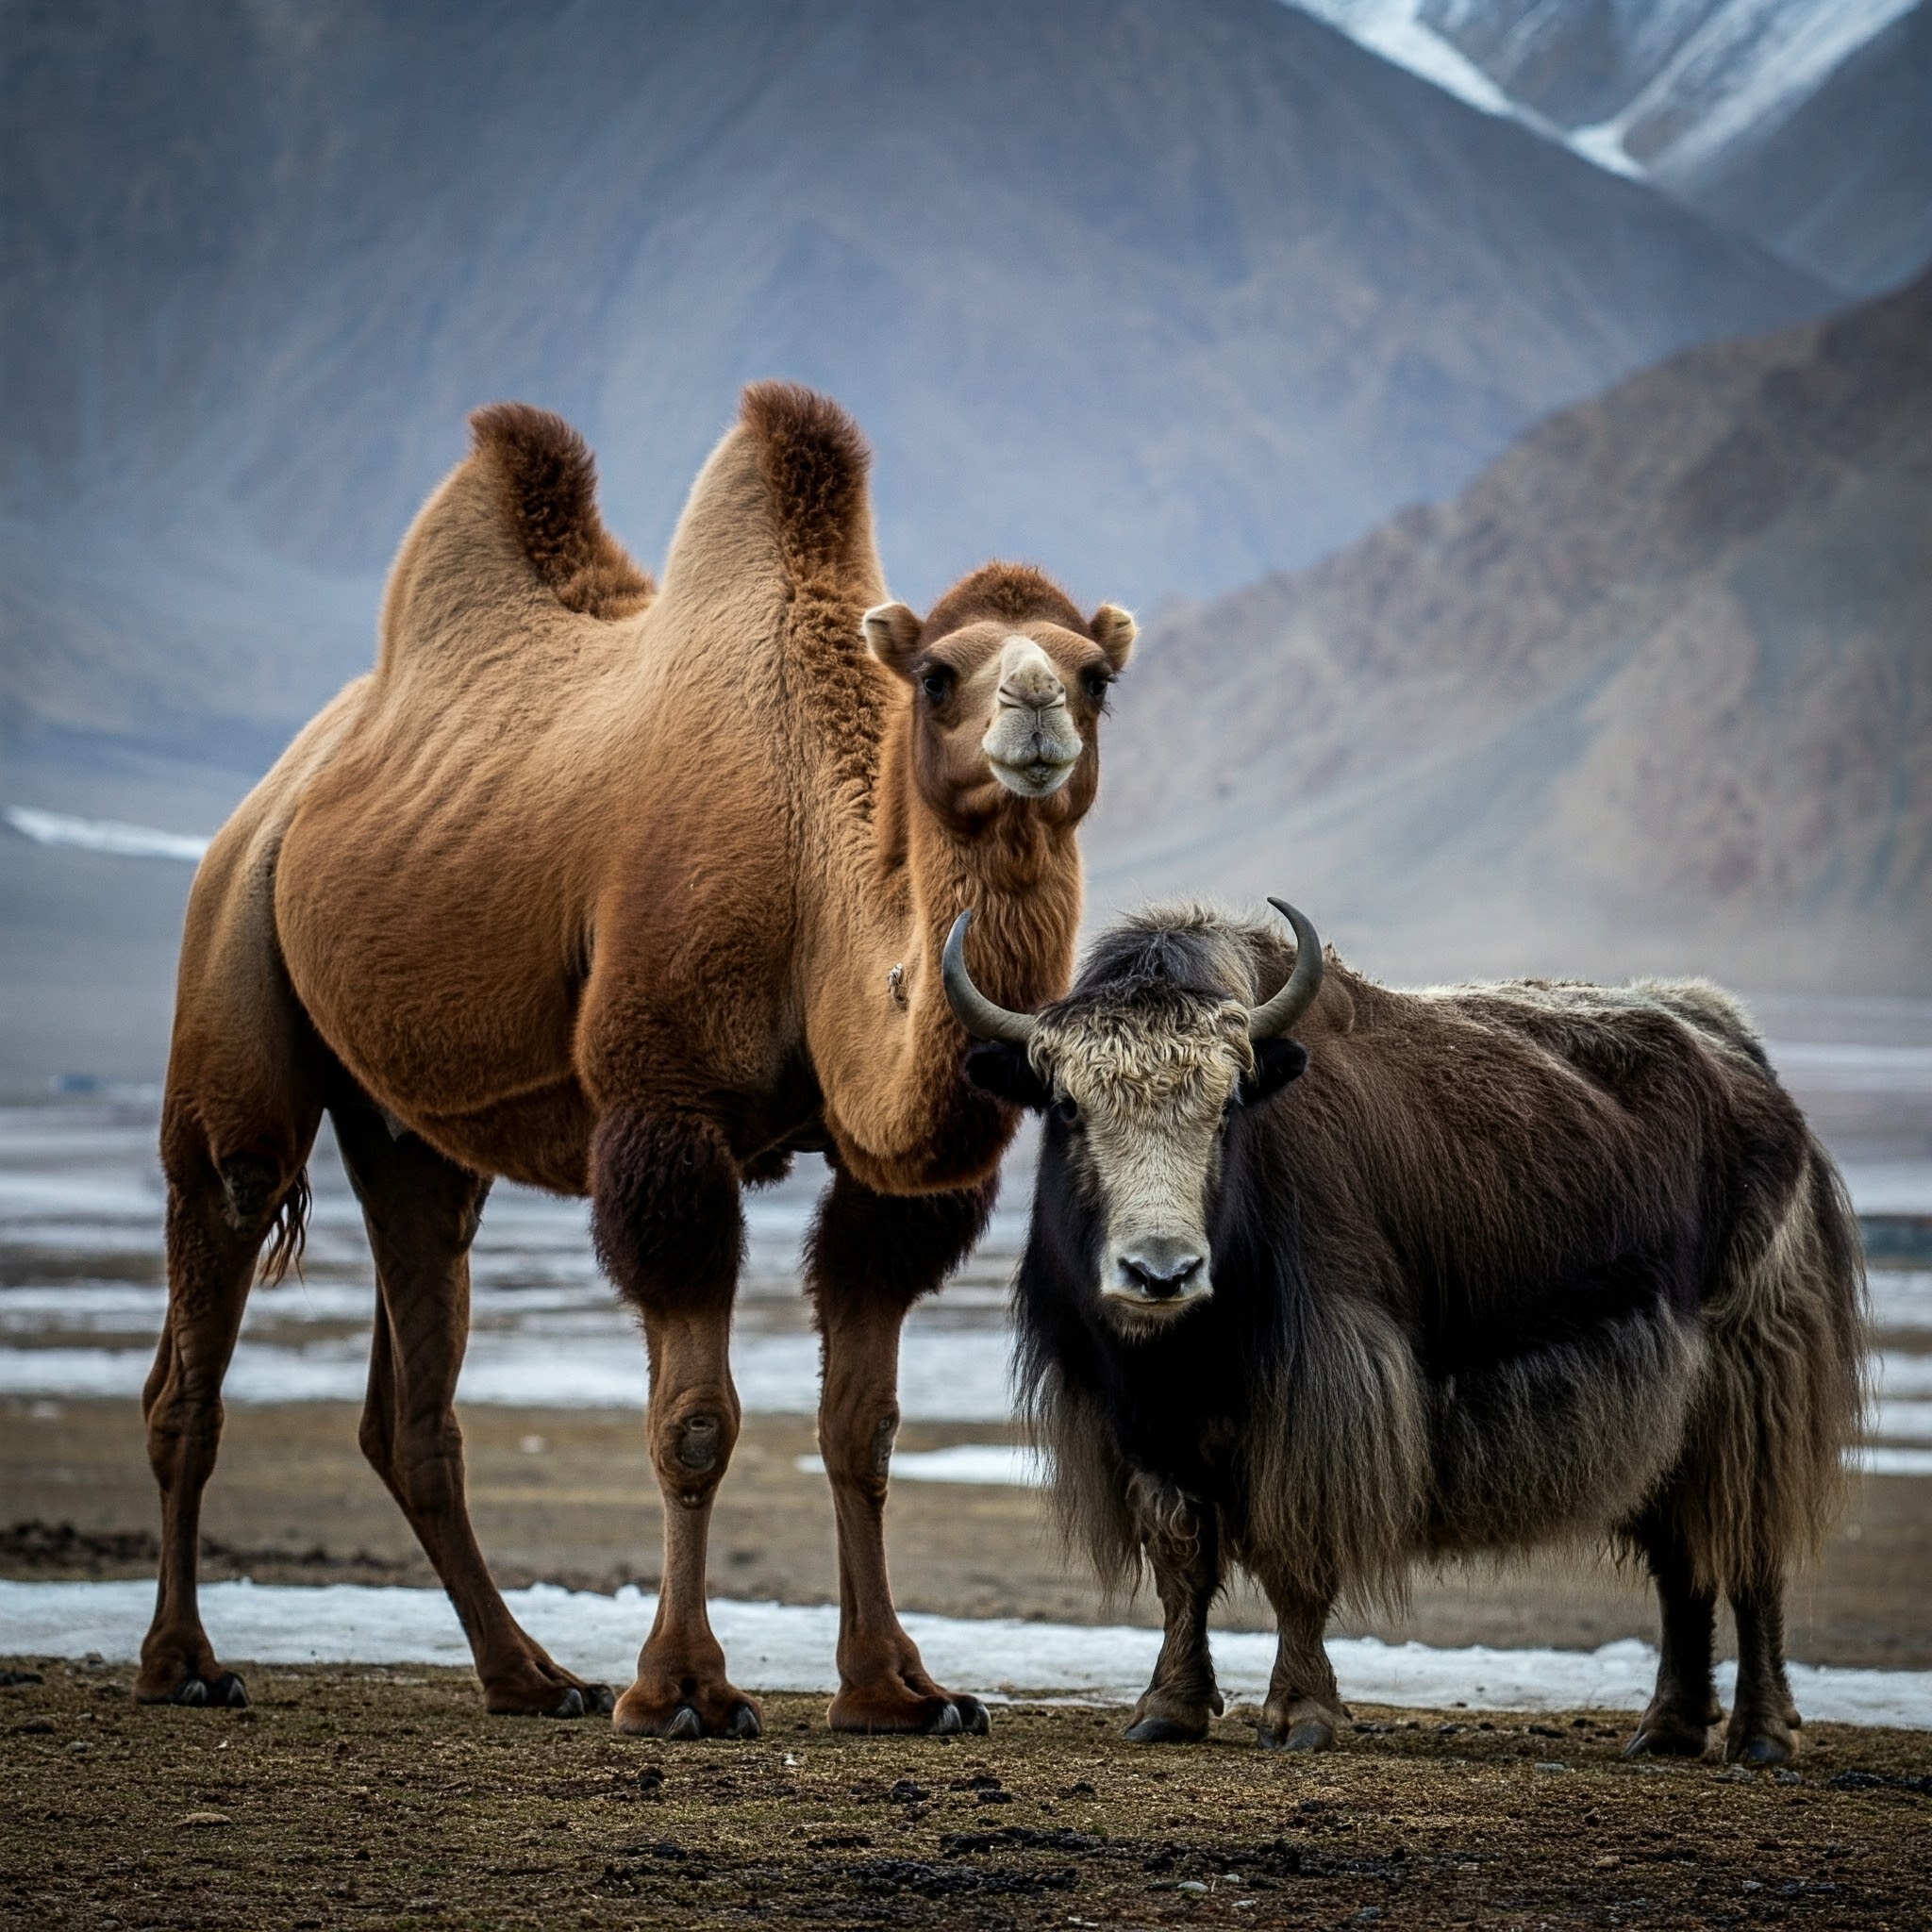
[3,1661,1928,1931]
[4,1397,1929,1667]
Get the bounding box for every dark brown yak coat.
[983,908,1865,1764]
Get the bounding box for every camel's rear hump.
[375,404,655,684]
[469,404,655,620]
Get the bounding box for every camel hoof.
[171,1673,248,1709]
[926,1701,963,1737]
[585,1682,617,1717]
[1124,1715,1201,1745]
[1259,1719,1334,1753]
[727,1699,762,1739]
[950,1696,991,1737]
[662,1705,703,1740]
[549,1687,585,1719]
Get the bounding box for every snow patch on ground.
[797,1444,1047,1486]
[6,1578,1931,1726]
[0,1327,1017,1421]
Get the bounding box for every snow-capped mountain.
[1287,1,1931,292]
[2,0,1826,756]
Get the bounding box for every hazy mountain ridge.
[0,0,1827,756]
[1287,0,1932,294]
[1091,269,1932,991]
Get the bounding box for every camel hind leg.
[330,1098,613,1718]
[137,1096,320,1706]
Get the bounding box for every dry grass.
[3,1659,1928,1929]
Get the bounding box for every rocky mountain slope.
[1,0,1824,756]
[1289,0,1932,295]
[1089,269,1932,992]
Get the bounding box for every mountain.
[1678,1,1932,298]
[0,0,1826,759]
[1287,0,1932,295]
[1088,270,1932,992]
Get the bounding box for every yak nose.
[1119,1243,1205,1299]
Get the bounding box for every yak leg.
[1624,1514,1720,1758]
[136,1126,311,1706]
[332,1101,610,1718]
[810,1168,996,1735]
[1251,1565,1349,1751]
[1726,1580,1801,1765]
[1123,1476,1224,1743]
[591,1107,759,1740]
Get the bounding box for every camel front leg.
[809,1169,996,1735]
[592,1106,759,1740]
[1123,1475,1224,1743]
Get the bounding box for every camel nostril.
[998,678,1065,711]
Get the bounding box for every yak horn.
[1249,898,1324,1041]
[941,910,1039,1044]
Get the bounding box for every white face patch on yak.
[981,637,1084,797]
[1035,1001,1254,1335]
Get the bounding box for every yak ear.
[862,602,924,677]
[1089,603,1137,672]
[964,1041,1052,1111]
[1240,1038,1307,1107]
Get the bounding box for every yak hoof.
[172,1673,248,1709]
[1124,1715,1202,1745]
[1259,1719,1334,1753]
[1724,1717,1796,1768]
[1624,1717,1711,1760]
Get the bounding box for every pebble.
[175,1812,232,1829]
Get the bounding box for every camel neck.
[801,696,1082,1193]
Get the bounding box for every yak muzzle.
[1103,1237,1211,1322]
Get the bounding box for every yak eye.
[1053,1095,1081,1127]
[920,666,954,703]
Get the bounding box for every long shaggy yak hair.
[1011,908,1868,1614]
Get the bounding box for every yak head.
[954,900,1322,1336]
[861,565,1135,822]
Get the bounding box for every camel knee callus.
[151,382,1133,1732]
[958,900,1867,1759]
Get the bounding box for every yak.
[945,899,1866,1765]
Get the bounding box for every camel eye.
[1082,670,1111,705]
[921,668,955,703]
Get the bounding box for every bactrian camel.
[142,384,1136,1736]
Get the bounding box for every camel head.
[862,563,1135,824]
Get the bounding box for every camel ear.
[862,602,924,676]
[1090,604,1136,672]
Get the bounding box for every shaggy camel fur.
[954,905,1866,1765]
[142,385,1135,1736]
